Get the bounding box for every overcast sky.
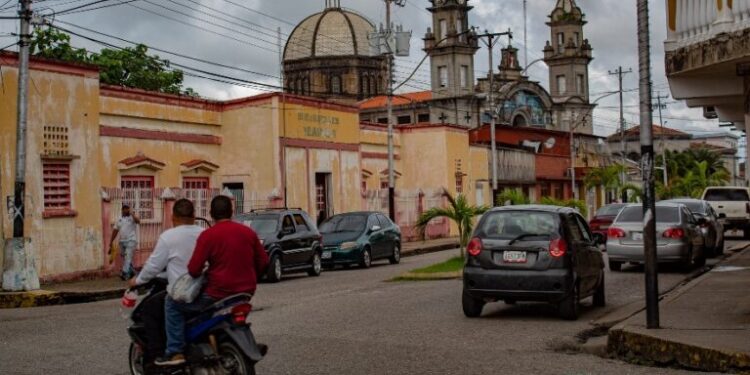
[0,0,742,145]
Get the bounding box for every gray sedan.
[663,199,724,257]
[606,203,707,271]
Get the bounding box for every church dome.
[283,5,377,61]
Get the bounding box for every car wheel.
[680,247,694,272]
[462,289,484,318]
[716,238,725,256]
[744,226,750,240]
[266,254,282,283]
[694,248,707,268]
[307,251,322,277]
[359,247,372,269]
[593,274,606,307]
[559,282,580,320]
[388,243,401,264]
[608,259,622,272]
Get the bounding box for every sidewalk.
[608,245,750,373]
[0,237,459,309]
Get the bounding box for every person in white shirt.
[127,199,204,369]
[110,204,140,280]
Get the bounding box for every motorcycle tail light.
[231,303,253,325]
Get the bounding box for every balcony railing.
[665,0,750,51]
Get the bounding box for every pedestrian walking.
[110,204,140,280]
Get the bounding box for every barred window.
[121,176,155,220]
[43,163,71,210]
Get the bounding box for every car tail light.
[231,303,252,325]
[467,237,483,257]
[608,227,626,239]
[663,227,685,239]
[549,238,567,257]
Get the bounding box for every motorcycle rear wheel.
[219,342,256,375]
[128,342,145,375]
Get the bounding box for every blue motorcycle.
[127,279,267,375]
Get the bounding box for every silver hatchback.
[606,203,707,271]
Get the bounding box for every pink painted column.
[161,188,177,230]
[100,190,114,271]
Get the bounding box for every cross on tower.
[325,0,341,8]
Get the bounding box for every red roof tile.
[608,124,690,141]
[119,153,165,167]
[181,159,219,169]
[358,91,433,110]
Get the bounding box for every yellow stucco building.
[0,53,490,282]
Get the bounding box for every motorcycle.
[127,279,267,375]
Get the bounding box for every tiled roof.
[607,124,690,141]
[358,91,432,110]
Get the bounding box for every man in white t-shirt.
[110,204,140,280]
[128,199,204,369]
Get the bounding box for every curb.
[0,290,64,309]
[608,327,750,373]
[401,242,459,258]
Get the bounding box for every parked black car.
[462,205,606,320]
[663,198,725,257]
[235,208,323,282]
[319,212,402,268]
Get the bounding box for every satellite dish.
[544,137,556,149]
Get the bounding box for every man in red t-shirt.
[188,195,269,299]
[157,195,268,366]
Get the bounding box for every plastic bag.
[121,289,138,309]
[168,273,205,303]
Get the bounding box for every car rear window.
[319,215,367,234]
[240,214,278,234]
[616,206,680,223]
[595,204,626,217]
[669,201,705,214]
[478,211,558,239]
[704,189,750,202]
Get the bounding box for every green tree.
[31,28,196,96]
[496,189,530,206]
[416,190,489,258]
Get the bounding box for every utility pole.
[608,66,632,202]
[655,93,669,187]
[570,115,579,201]
[384,0,407,221]
[637,0,659,329]
[476,30,513,206]
[4,0,39,292]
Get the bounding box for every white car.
[701,187,750,239]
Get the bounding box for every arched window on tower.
[331,75,342,94]
[294,79,301,94]
[376,76,382,95]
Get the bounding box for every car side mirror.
[718,213,727,219]
[369,225,381,233]
[696,217,708,225]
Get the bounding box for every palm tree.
[416,190,490,258]
[496,189,530,206]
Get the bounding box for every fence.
[102,187,272,269]
[362,189,449,242]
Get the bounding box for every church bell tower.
[424,0,479,100]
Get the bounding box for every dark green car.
[320,212,402,268]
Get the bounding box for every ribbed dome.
[284,7,377,61]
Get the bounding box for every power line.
[52,21,280,80]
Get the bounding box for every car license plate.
[322,251,332,259]
[503,251,527,263]
[632,232,643,241]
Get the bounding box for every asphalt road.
[0,240,744,375]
